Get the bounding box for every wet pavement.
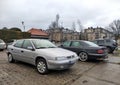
[0,50,120,85]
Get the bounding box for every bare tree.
[77,19,83,33]
[72,22,76,32]
[77,19,85,40]
[108,19,120,40]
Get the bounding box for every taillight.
[97,49,104,54]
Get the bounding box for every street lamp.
[22,21,25,32]
[22,21,25,38]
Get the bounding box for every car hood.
[36,47,76,57]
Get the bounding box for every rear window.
[83,41,99,47]
[71,41,81,47]
[106,39,110,43]
[97,40,104,44]
[62,41,71,47]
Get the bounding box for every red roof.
[28,28,48,36]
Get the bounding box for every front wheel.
[8,54,15,63]
[36,59,48,74]
[79,52,88,62]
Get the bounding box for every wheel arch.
[78,51,88,55]
[106,46,113,53]
[7,52,11,56]
[35,56,47,65]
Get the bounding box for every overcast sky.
[0,0,120,31]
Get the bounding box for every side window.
[14,40,24,48]
[106,39,110,43]
[97,40,104,45]
[93,40,97,44]
[71,41,81,47]
[63,41,71,47]
[22,40,33,49]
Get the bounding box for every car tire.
[106,47,112,53]
[36,58,48,74]
[0,49,4,51]
[79,52,88,62]
[8,53,15,63]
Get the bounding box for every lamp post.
[22,21,25,38]
[22,21,25,32]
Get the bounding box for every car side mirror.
[27,46,35,51]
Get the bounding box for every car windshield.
[32,39,57,49]
[112,40,116,42]
[83,41,99,47]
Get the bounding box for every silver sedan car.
[7,39,78,74]
[0,39,6,51]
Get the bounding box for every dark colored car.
[60,40,108,61]
[92,39,118,53]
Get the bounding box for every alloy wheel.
[36,59,48,74]
[8,54,14,63]
[79,52,88,61]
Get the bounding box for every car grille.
[67,55,74,59]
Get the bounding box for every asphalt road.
[0,50,120,85]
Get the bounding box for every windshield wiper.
[48,46,56,48]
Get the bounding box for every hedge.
[0,30,30,43]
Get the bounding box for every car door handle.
[21,50,24,53]
[11,49,13,50]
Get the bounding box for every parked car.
[60,40,108,62]
[92,39,118,53]
[6,39,17,48]
[7,39,78,74]
[0,39,6,51]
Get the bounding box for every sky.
[0,0,120,31]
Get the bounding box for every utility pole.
[22,21,25,32]
[22,21,25,38]
[56,14,59,28]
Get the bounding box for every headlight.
[74,54,79,59]
[55,57,67,61]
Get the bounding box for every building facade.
[84,27,113,41]
[46,28,79,42]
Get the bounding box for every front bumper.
[0,45,6,49]
[47,57,78,70]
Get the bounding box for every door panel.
[20,40,35,64]
[11,47,23,61]
[69,41,83,53]
[20,49,35,65]
[11,40,24,61]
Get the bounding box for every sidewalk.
[107,55,120,64]
[118,46,120,50]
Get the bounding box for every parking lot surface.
[0,50,120,85]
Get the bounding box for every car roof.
[65,40,88,42]
[16,38,48,41]
[94,39,115,41]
